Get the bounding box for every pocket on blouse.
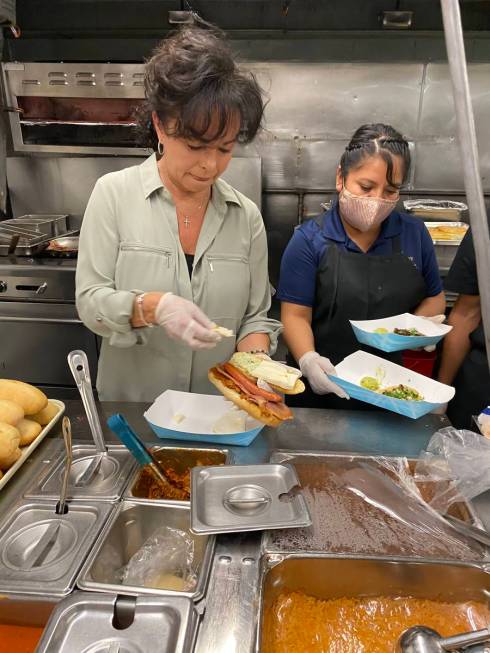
[116,242,175,291]
[204,253,250,319]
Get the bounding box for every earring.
[157,141,164,156]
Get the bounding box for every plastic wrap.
[415,427,490,514]
[118,526,197,591]
[262,592,490,653]
[268,453,485,561]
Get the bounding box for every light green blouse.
[76,154,281,401]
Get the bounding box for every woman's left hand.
[421,314,446,352]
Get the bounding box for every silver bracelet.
[135,293,154,328]
[247,348,269,355]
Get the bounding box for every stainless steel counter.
[3,400,490,653]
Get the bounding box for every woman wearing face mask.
[277,123,445,409]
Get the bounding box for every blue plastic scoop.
[107,413,187,499]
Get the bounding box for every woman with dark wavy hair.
[76,26,280,401]
[278,123,446,410]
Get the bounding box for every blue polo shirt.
[277,203,443,307]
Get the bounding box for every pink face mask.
[339,187,398,232]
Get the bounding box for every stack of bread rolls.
[0,380,59,479]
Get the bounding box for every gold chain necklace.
[179,194,210,229]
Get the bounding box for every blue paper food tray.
[351,324,444,353]
[327,375,441,419]
[145,419,264,447]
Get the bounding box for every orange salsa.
[262,592,490,653]
[0,625,45,652]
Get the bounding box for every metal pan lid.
[36,591,198,653]
[190,463,311,535]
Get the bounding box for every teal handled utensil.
[107,413,187,499]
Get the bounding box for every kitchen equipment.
[24,444,135,502]
[77,500,214,601]
[107,413,188,500]
[190,464,311,535]
[67,349,107,484]
[58,416,72,515]
[0,500,113,597]
[25,417,73,569]
[5,214,68,237]
[125,446,230,504]
[0,219,78,256]
[258,557,490,653]
[404,200,468,221]
[25,352,134,501]
[36,591,199,653]
[0,399,64,492]
[45,235,79,258]
[443,515,490,548]
[0,258,99,393]
[265,451,486,562]
[425,221,469,271]
[397,625,490,652]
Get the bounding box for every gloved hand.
[154,293,221,350]
[299,351,349,398]
[430,402,448,415]
[421,314,446,352]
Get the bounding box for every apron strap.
[392,235,402,254]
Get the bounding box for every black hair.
[136,22,264,150]
[339,123,411,187]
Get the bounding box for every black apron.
[447,322,489,429]
[287,216,427,409]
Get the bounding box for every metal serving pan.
[25,443,136,502]
[6,214,68,237]
[0,228,79,256]
[124,445,231,505]
[257,555,490,652]
[424,221,469,245]
[264,450,486,563]
[0,500,113,598]
[37,591,199,653]
[77,500,214,601]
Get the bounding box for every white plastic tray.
[0,399,65,491]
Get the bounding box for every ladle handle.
[67,350,107,454]
[58,416,72,515]
[440,627,490,650]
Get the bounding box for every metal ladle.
[397,625,490,652]
[67,349,107,486]
[21,416,73,569]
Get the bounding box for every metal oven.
[0,257,98,396]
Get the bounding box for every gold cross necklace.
[180,193,210,228]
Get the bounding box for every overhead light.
[381,10,414,29]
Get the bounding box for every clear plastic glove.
[421,314,446,352]
[299,351,349,398]
[154,293,221,350]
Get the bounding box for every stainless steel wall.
[6,61,490,280]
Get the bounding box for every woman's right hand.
[299,351,349,398]
[155,293,222,350]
